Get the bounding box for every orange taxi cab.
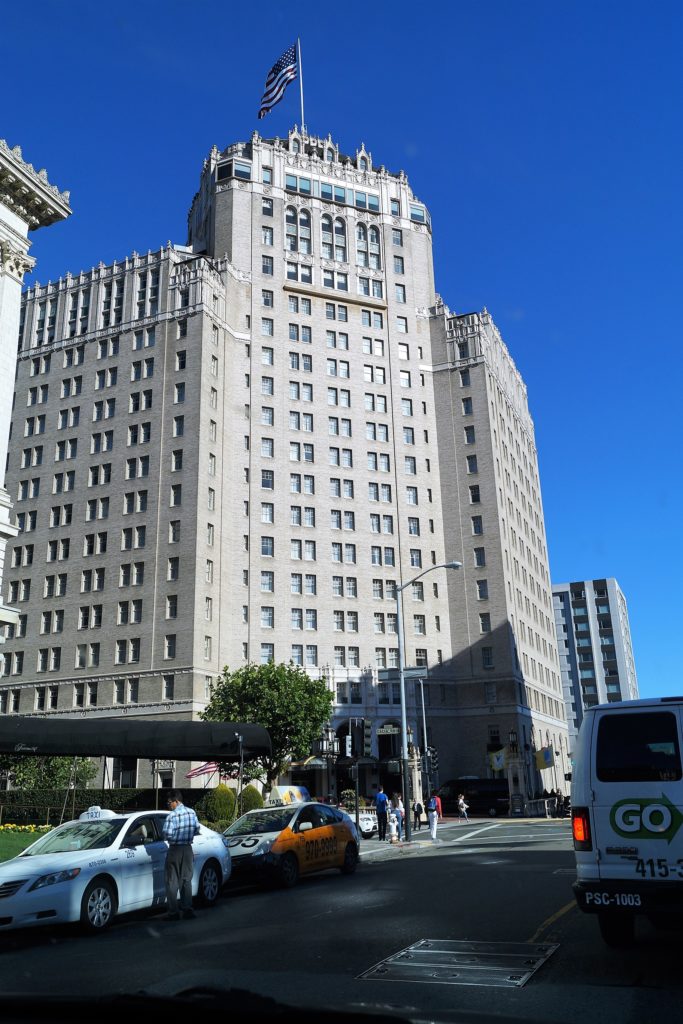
[224,802,359,887]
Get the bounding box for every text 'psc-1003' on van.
[571,697,683,946]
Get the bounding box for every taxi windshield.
[225,808,297,836]
[20,819,127,856]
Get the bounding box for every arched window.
[369,226,382,270]
[359,156,368,171]
[321,215,333,259]
[299,210,312,255]
[326,149,334,163]
[356,224,368,267]
[291,139,300,154]
[285,207,298,253]
[334,218,347,263]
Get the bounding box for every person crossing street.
[426,789,442,841]
[374,786,389,842]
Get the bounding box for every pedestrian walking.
[426,789,442,841]
[457,793,469,822]
[375,786,389,842]
[162,790,200,920]
[412,799,423,831]
[392,793,404,841]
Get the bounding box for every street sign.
[377,667,428,682]
[377,726,400,735]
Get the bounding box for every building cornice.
[0,139,71,230]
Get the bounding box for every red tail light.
[572,807,592,851]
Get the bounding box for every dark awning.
[0,717,271,762]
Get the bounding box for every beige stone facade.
[0,129,567,797]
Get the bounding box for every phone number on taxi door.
[304,836,338,861]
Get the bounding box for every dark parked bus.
[438,778,510,817]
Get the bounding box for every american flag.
[185,762,220,779]
[258,44,298,120]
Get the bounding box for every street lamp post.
[395,559,462,842]
[235,732,244,817]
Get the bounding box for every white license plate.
[585,892,642,907]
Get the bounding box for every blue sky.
[2,1,681,697]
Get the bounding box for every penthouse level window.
[216,160,251,181]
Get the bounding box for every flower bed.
[0,823,53,834]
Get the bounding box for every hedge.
[0,787,209,825]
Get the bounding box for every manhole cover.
[358,939,558,988]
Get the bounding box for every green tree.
[201,662,334,787]
[0,755,97,790]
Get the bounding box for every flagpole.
[297,37,305,133]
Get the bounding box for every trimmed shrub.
[204,819,232,834]
[195,784,236,825]
[239,786,264,813]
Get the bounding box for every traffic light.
[430,747,439,771]
[363,719,372,757]
[344,735,353,757]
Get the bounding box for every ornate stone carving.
[0,138,71,205]
[0,239,34,281]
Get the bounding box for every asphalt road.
[2,818,682,1024]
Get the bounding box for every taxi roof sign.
[79,806,118,821]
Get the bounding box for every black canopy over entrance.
[0,717,271,762]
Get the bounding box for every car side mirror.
[298,821,313,833]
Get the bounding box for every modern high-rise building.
[552,577,639,752]
[1,127,567,796]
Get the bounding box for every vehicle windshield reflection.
[19,819,127,856]
[225,808,297,836]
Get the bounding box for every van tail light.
[572,807,593,851]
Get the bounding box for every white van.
[572,697,683,946]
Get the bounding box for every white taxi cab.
[572,698,683,945]
[0,806,231,933]
[224,802,359,887]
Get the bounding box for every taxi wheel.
[598,912,634,947]
[340,842,359,875]
[279,852,300,888]
[80,876,117,933]
[198,860,221,906]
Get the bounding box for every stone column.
[0,140,71,636]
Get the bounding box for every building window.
[260,643,274,665]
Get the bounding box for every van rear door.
[592,707,683,882]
